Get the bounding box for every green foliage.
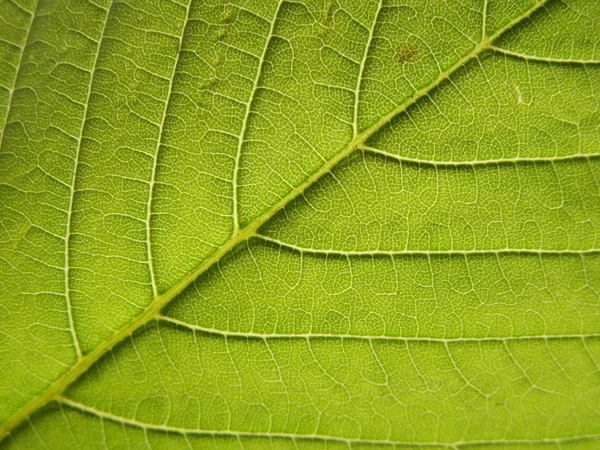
[1,0,600,448]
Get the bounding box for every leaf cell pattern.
[1,0,600,448]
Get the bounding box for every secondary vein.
[145,1,193,298]
[54,397,600,449]
[63,1,113,361]
[352,0,384,136]
[232,1,285,233]
[254,233,600,256]
[157,315,600,343]
[0,2,36,144]
[490,45,600,65]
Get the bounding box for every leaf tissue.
[1,0,600,448]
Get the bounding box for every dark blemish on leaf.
[396,45,419,64]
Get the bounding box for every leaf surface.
[1,0,600,448]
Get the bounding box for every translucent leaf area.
[1,0,600,448]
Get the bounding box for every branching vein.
[232,1,285,233]
[63,1,113,361]
[491,45,600,65]
[55,397,600,449]
[145,1,193,297]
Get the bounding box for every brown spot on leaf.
[396,45,419,64]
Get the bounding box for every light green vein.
[157,315,600,343]
[491,45,600,64]
[361,146,600,167]
[0,1,36,143]
[254,233,600,256]
[63,0,112,361]
[232,1,285,233]
[55,397,600,449]
[146,1,192,298]
[353,0,384,136]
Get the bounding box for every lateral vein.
[157,315,600,343]
[352,0,384,136]
[55,397,600,449]
[63,0,113,361]
[232,1,285,233]
[361,145,600,166]
[0,1,36,143]
[254,233,600,257]
[490,45,600,65]
[145,1,193,298]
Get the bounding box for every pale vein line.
[63,1,113,360]
[353,0,384,136]
[157,315,600,344]
[361,145,600,167]
[232,0,284,233]
[2,0,31,16]
[145,1,192,298]
[481,0,488,39]
[445,341,487,398]
[57,397,600,448]
[490,46,600,65]
[0,2,36,144]
[254,234,599,257]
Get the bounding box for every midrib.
[0,0,550,441]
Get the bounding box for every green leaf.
[1,0,600,448]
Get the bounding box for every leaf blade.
[2,0,599,447]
